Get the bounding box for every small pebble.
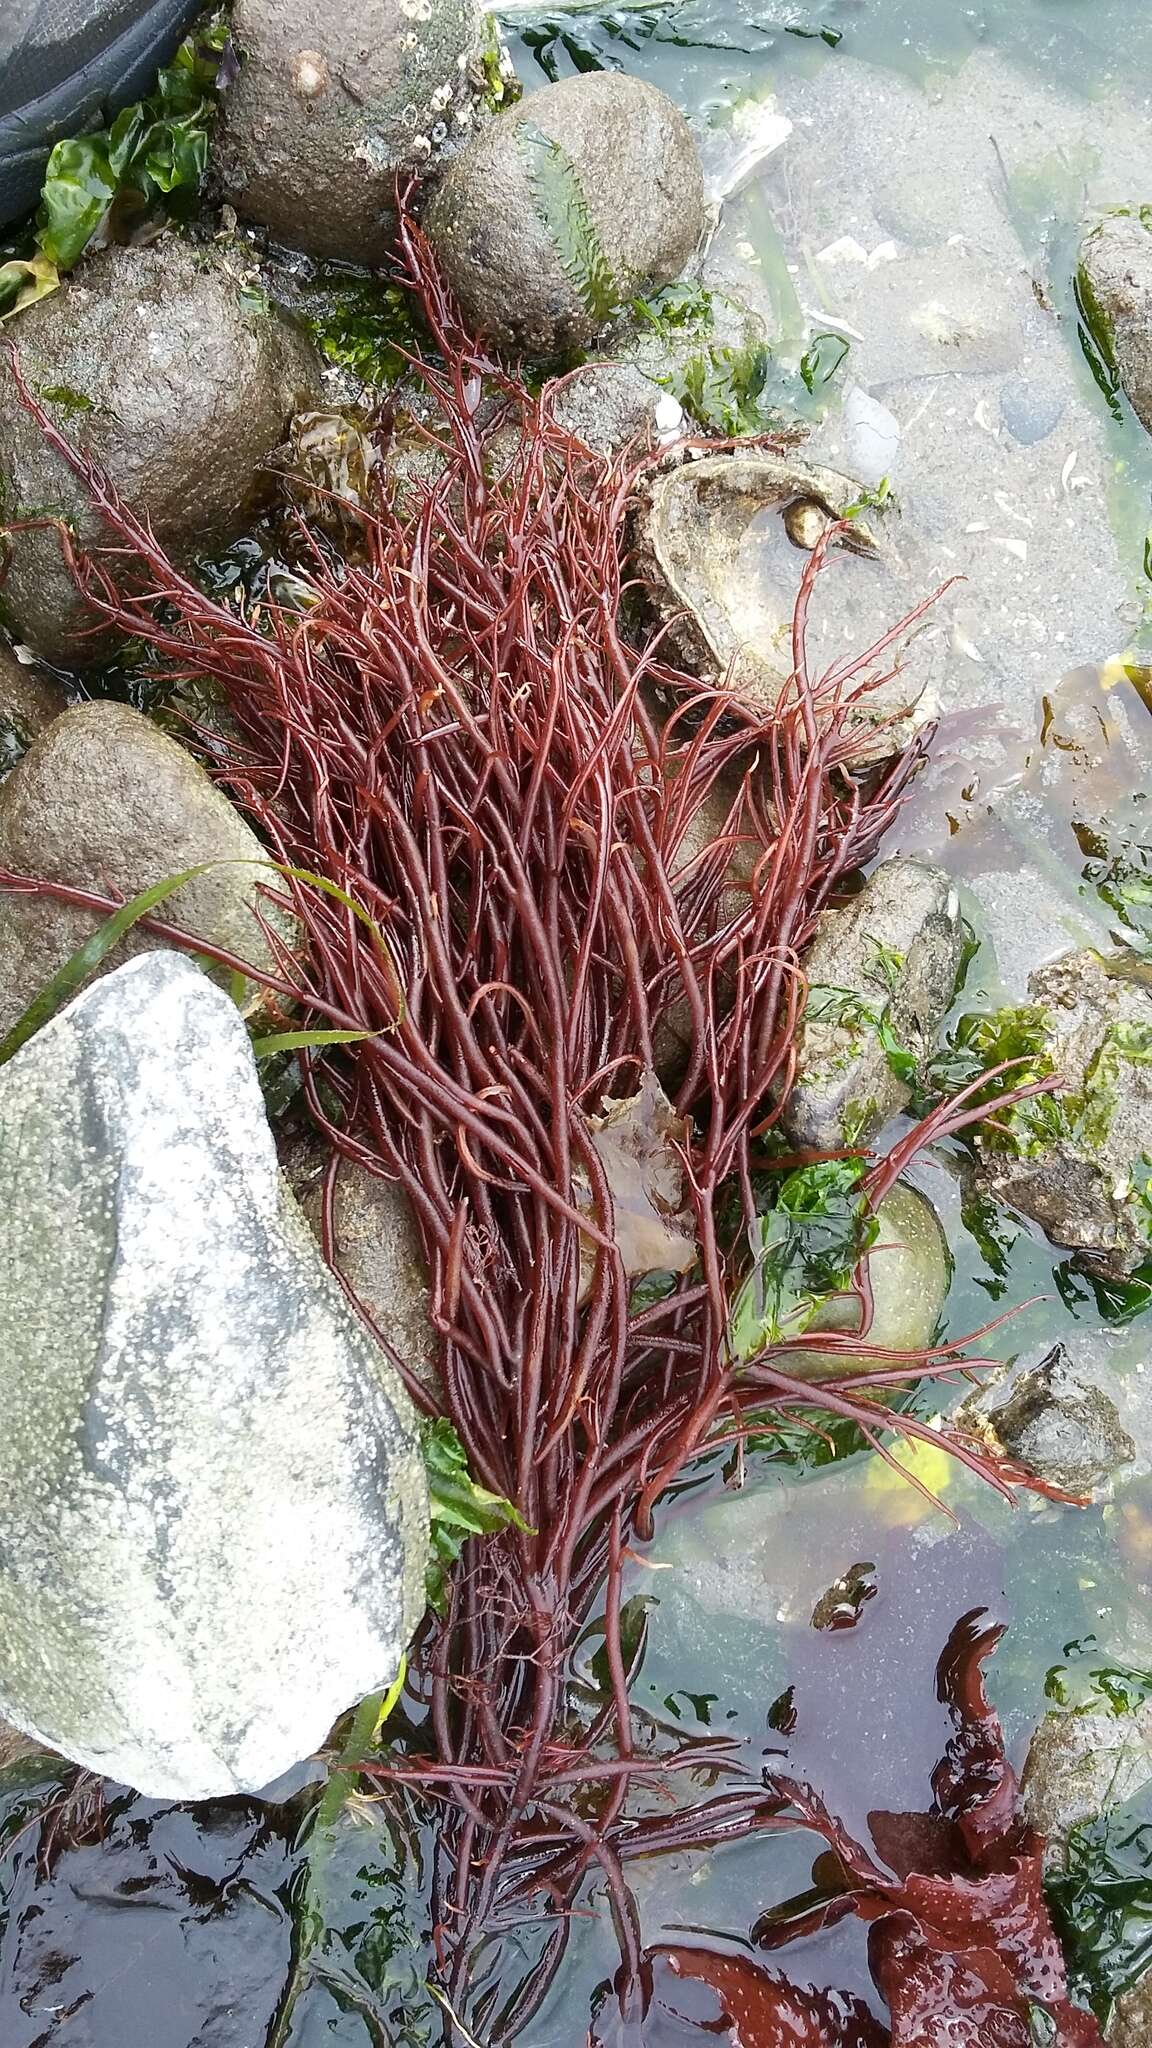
[784,497,831,550]
[842,383,901,485]
[999,378,1067,446]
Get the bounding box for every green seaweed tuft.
[516,119,619,331]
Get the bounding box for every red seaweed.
[592,1616,1101,2046]
[1,218,1067,2038]
[592,1946,888,2046]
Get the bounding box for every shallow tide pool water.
[4,2,1152,2042]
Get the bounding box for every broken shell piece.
[635,451,943,757]
[576,1070,698,1302]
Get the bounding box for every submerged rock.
[1022,1700,1152,1860]
[214,0,489,265]
[0,239,319,664]
[0,639,67,774]
[972,949,1152,1279]
[634,451,944,750]
[954,1341,1135,1497]
[0,700,294,1043]
[1110,1977,1152,2047]
[1078,211,1152,437]
[0,951,427,1800]
[800,1181,951,1379]
[425,74,705,358]
[783,857,964,1151]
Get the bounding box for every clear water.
[6,2,1152,2041]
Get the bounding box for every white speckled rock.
[0,950,428,1801]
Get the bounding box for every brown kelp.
[591,1615,1102,2046]
[2,216,1058,2035]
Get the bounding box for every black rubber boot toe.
[0,0,202,230]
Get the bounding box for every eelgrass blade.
[0,863,218,1065]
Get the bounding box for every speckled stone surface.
[784,857,965,1151]
[425,73,706,356]
[0,700,295,1040]
[956,1341,1135,1496]
[973,949,1152,1279]
[214,0,487,264]
[1023,1700,1152,1856]
[1079,211,1152,440]
[0,950,428,1800]
[0,239,319,663]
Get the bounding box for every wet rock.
[0,239,320,664]
[1022,1700,1152,1858]
[289,1144,440,1395]
[0,951,427,1799]
[800,1181,951,1378]
[0,639,67,774]
[214,0,488,265]
[954,1341,1135,1497]
[0,700,294,1043]
[972,949,1152,1279]
[0,1789,297,2044]
[1078,211,1152,437]
[550,289,767,456]
[1000,376,1067,445]
[783,858,964,1151]
[549,359,684,459]
[634,452,945,751]
[424,74,705,358]
[1109,1976,1152,2046]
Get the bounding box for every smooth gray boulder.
[0,239,320,663]
[0,950,427,1800]
[955,1341,1135,1497]
[0,700,295,1042]
[784,858,965,1150]
[1078,210,1152,436]
[425,73,706,357]
[214,0,489,265]
[972,949,1152,1279]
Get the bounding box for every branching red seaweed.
[592,1615,1102,2046]
[1,217,1064,2037]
